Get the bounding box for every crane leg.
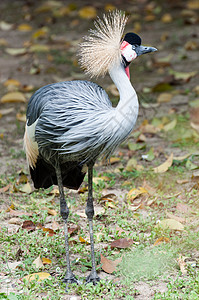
[55,163,79,289]
[85,164,100,284]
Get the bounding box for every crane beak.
[135,45,157,57]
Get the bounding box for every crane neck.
[109,63,139,113]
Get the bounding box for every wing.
[24,80,113,166]
[26,80,112,126]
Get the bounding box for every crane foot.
[63,272,80,286]
[86,270,100,285]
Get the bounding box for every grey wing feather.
[28,81,119,163]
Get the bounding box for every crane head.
[121,32,157,79]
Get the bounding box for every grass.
[0,172,198,298]
[1,129,199,298]
[119,245,177,282]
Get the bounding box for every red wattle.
[125,66,130,80]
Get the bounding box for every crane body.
[24,11,157,289]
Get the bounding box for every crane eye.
[132,45,137,50]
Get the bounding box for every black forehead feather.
[123,33,141,46]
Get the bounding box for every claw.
[63,272,80,286]
[86,270,100,285]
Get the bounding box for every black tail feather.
[30,159,86,190]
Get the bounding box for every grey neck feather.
[109,63,139,128]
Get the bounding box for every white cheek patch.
[121,43,137,62]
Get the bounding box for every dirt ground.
[0,0,199,299]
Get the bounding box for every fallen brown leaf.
[78,6,97,19]
[176,203,191,214]
[0,91,26,103]
[42,257,52,265]
[154,237,170,246]
[100,254,122,274]
[22,220,36,231]
[51,220,60,231]
[153,153,173,173]
[0,184,11,193]
[110,238,134,249]
[42,227,55,236]
[7,208,32,217]
[156,218,184,231]
[177,254,187,274]
[22,272,51,282]
[127,187,148,201]
[68,225,80,236]
[166,212,186,223]
[79,236,89,244]
[33,255,44,268]
[8,217,23,225]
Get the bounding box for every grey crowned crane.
[24,11,157,288]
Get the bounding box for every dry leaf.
[47,208,57,216]
[187,0,199,10]
[157,93,173,103]
[0,184,11,193]
[166,212,186,224]
[110,238,134,249]
[127,187,148,201]
[16,113,26,122]
[19,182,32,194]
[161,13,172,23]
[23,272,51,282]
[32,27,48,39]
[1,92,26,103]
[176,179,189,184]
[8,217,23,225]
[104,4,116,11]
[1,107,16,116]
[79,236,89,244]
[78,186,88,193]
[140,123,160,134]
[17,24,33,31]
[156,218,184,231]
[4,79,21,87]
[177,254,187,274]
[29,44,50,52]
[163,119,177,131]
[68,225,79,236]
[100,254,122,274]
[173,153,191,161]
[154,237,170,246]
[42,257,52,265]
[5,48,27,56]
[169,69,197,82]
[185,40,199,51]
[100,193,117,202]
[153,153,173,173]
[22,220,36,231]
[51,220,60,230]
[33,255,44,268]
[42,227,55,236]
[0,21,14,31]
[0,38,8,46]
[7,261,22,271]
[126,158,138,171]
[7,208,32,217]
[109,157,120,164]
[176,203,191,214]
[93,177,104,185]
[78,6,97,19]
[128,203,142,211]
